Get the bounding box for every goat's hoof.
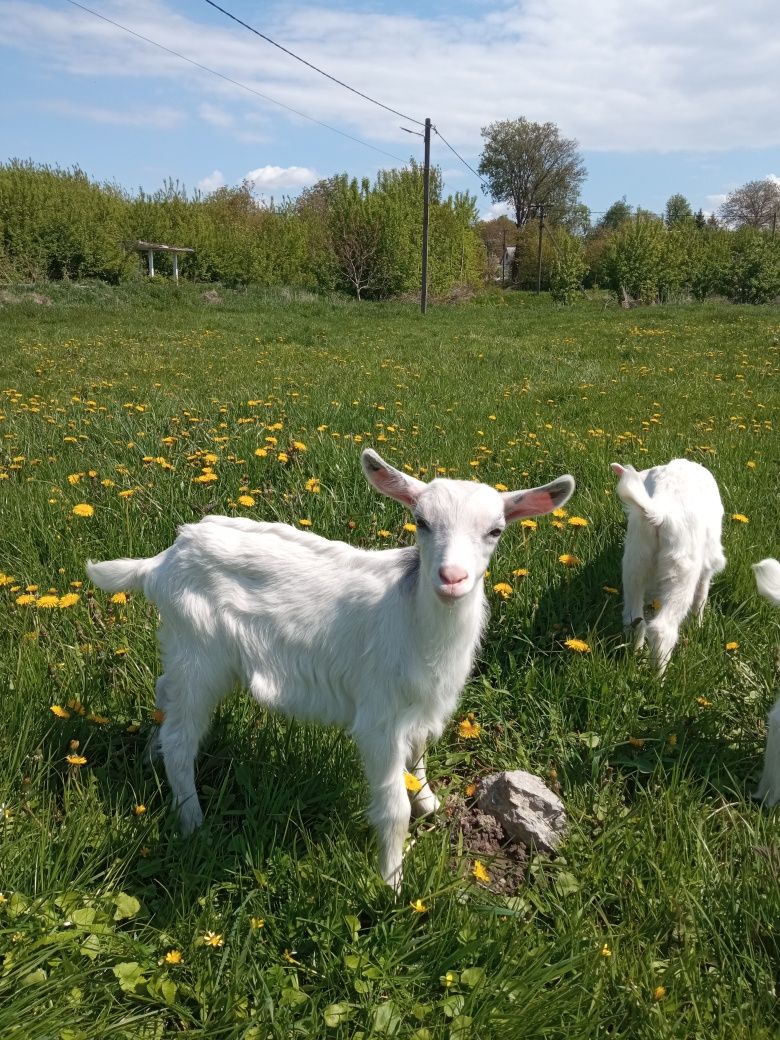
[410,793,440,818]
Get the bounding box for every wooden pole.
[536,205,544,294]
[421,117,431,314]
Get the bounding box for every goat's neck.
[409,566,487,647]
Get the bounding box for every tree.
[598,197,632,232]
[665,193,693,227]
[719,178,780,230]
[694,208,706,230]
[478,117,586,228]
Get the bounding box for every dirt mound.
[446,794,527,895]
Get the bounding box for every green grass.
[0,281,779,1039]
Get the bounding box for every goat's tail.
[610,463,664,527]
[86,555,158,594]
[753,558,780,607]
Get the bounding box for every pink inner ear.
[370,467,419,507]
[610,463,626,477]
[504,490,557,521]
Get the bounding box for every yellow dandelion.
[725,641,739,651]
[72,503,94,517]
[377,529,391,538]
[472,860,491,884]
[111,592,127,605]
[730,513,749,523]
[115,647,129,656]
[458,718,482,739]
[292,441,307,452]
[118,489,134,498]
[15,594,36,606]
[567,516,589,527]
[254,448,268,458]
[304,478,320,493]
[653,986,667,1001]
[558,554,581,567]
[603,586,619,595]
[552,507,568,519]
[87,713,110,725]
[441,971,456,988]
[564,638,591,653]
[58,593,80,608]
[600,944,612,958]
[746,460,757,469]
[520,519,537,530]
[50,704,71,719]
[465,782,477,797]
[250,917,265,930]
[404,771,423,793]
[493,483,508,492]
[66,754,87,766]
[164,950,183,965]
[512,568,529,577]
[277,452,289,464]
[403,522,417,533]
[492,582,513,599]
[203,931,224,948]
[134,804,147,816]
[696,696,712,707]
[237,495,255,507]
[298,518,312,527]
[126,723,140,734]
[409,899,428,914]
[628,737,646,748]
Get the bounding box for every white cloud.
[767,173,780,186]
[38,99,183,129]
[197,169,226,192]
[3,0,780,155]
[481,200,514,220]
[244,165,318,190]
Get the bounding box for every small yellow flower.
[304,478,320,493]
[520,519,537,530]
[666,733,677,748]
[552,507,568,519]
[237,494,255,507]
[203,931,224,948]
[403,522,417,533]
[298,518,312,527]
[567,516,589,527]
[512,568,529,577]
[600,943,612,958]
[72,503,94,517]
[558,554,581,567]
[15,594,36,606]
[58,593,80,608]
[603,586,619,595]
[50,704,71,719]
[377,529,391,538]
[118,489,134,498]
[164,950,183,965]
[66,754,87,766]
[696,696,712,707]
[564,638,591,654]
[111,592,127,605]
[404,771,423,793]
[725,641,739,651]
[35,594,59,609]
[134,804,147,816]
[493,483,508,492]
[653,986,667,1001]
[441,971,456,988]
[730,513,749,523]
[746,460,756,469]
[409,899,428,913]
[292,441,307,452]
[88,713,110,725]
[277,453,289,464]
[67,699,85,715]
[472,860,491,884]
[115,647,129,656]
[492,582,513,599]
[126,723,140,734]
[628,737,646,748]
[465,782,477,797]
[254,448,268,458]
[458,718,482,739]
[250,917,265,930]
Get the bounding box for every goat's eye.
[488,527,503,538]
[415,517,430,532]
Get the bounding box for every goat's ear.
[361,449,426,508]
[610,462,626,478]
[502,474,575,523]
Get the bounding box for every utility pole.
[536,204,545,295]
[421,117,431,314]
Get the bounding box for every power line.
[202,0,425,128]
[432,126,486,188]
[62,0,408,164]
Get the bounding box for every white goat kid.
[753,558,780,806]
[87,450,574,890]
[611,459,726,674]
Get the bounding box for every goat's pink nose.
[439,564,468,585]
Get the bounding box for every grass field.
[0,282,779,1039]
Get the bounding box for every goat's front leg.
[406,732,440,818]
[755,698,780,806]
[357,731,411,892]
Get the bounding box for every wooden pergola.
[124,240,194,282]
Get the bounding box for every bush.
[724,231,780,304]
[549,233,587,304]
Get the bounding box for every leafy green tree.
[549,233,587,304]
[719,178,780,230]
[665,194,693,227]
[478,117,586,229]
[598,197,632,231]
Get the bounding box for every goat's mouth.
[435,582,470,601]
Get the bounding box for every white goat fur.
[753,558,780,806]
[86,450,574,889]
[611,459,726,673]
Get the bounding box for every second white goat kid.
[611,459,726,674]
[87,450,575,890]
[753,558,780,806]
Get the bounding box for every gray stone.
[476,770,567,854]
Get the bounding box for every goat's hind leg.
[406,731,439,818]
[157,658,229,834]
[755,698,780,806]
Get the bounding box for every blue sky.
[2,0,779,220]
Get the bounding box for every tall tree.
[598,197,632,232]
[665,193,693,227]
[719,178,780,230]
[478,117,586,228]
